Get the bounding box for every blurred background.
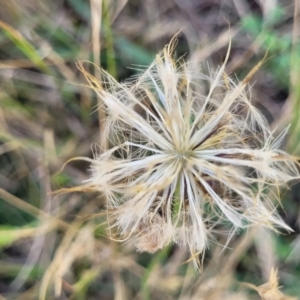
[0,0,300,299]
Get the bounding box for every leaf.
[66,0,91,21]
[0,222,54,249]
[0,226,34,248]
[116,37,154,66]
[0,20,48,72]
[241,15,262,35]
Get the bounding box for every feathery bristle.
[79,39,299,269]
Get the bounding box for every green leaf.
[115,37,154,66]
[0,261,44,279]
[0,222,40,248]
[0,226,28,248]
[66,0,91,21]
[264,5,284,27]
[241,15,262,35]
[0,20,48,72]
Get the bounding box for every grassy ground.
[0,0,300,299]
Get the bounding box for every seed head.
[79,39,299,268]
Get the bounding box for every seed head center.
[175,150,190,162]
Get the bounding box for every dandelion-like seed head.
[79,38,299,269]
